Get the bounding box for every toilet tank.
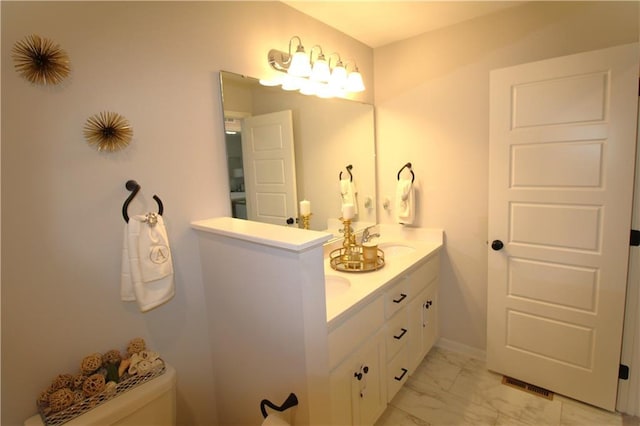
[25,363,176,426]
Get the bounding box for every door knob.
[491,240,504,251]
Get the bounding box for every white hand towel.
[121,213,175,312]
[395,178,415,225]
[340,179,358,215]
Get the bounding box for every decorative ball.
[37,390,51,407]
[72,374,86,390]
[83,373,106,397]
[80,353,102,375]
[102,349,121,365]
[73,390,85,405]
[51,373,73,391]
[48,388,74,413]
[127,337,146,355]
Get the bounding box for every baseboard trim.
[435,337,487,362]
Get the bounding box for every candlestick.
[301,214,311,230]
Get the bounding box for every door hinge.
[620,364,630,380]
[631,230,640,246]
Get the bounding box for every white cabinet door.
[422,283,438,355]
[329,331,387,426]
[488,43,639,410]
[407,282,439,373]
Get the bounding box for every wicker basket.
[37,362,166,426]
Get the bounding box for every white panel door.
[488,43,639,410]
[241,110,298,226]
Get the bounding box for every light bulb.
[346,70,365,92]
[311,58,330,83]
[330,64,347,89]
[288,45,311,77]
[281,75,302,91]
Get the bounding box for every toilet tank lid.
[25,363,176,426]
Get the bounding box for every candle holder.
[301,213,312,230]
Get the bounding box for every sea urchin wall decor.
[12,34,71,85]
[83,112,133,152]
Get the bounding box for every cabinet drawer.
[385,309,409,361]
[386,344,409,401]
[408,254,439,296]
[384,277,409,319]
[328,296,385,368]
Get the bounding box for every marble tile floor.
[375,346,640,426]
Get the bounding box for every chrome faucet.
[361,226,380,244]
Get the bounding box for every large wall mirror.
[219,70,377,235]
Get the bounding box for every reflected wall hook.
[397,162,415,183]
[122,180,164,223]
[339,164,353,182]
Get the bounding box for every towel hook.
[260,393,298,418]
[339,164,353,182]
[122,180,164,223]
[397,162,415,183]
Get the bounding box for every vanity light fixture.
[262,36,365,98]
[287,36,311,77]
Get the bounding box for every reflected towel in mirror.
[340,179,358,215]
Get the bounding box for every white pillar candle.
[300,200,311,216]
[342,203,355,220]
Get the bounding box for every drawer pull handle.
[393,328,408,340]
[394,368,408,381]
[393,293,407,304]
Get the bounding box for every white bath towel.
[395,178,415,225]
[340,179,358,215]
[121,213,175,312]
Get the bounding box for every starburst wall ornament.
[83,112,133,152]
[12,34,70,85]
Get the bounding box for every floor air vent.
[502,376,554,400]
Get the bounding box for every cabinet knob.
[354,372,362,380]
[363,366,369,374]
[491,240,504,251]
[425,300,433,309]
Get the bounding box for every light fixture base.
[268,49,291,73]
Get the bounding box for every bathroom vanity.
[192,218,442,425]
[324,226,441,425]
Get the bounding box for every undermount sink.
[325,275,351,297]
[378,242,416,257]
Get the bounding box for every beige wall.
[374,1,639,352]
[0,2,372,425]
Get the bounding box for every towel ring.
[260,393,298,418]
[339,164,353,182]
[122,180,164,223]
[397,162,415,183]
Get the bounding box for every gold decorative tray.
[329,246,385,272]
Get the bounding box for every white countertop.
[324,226,443,327]
[192,217,333,252]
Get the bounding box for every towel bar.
[339,164,353,182]
[397,162,415,183]
[260,392,298,418]
[122,180,164,223]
